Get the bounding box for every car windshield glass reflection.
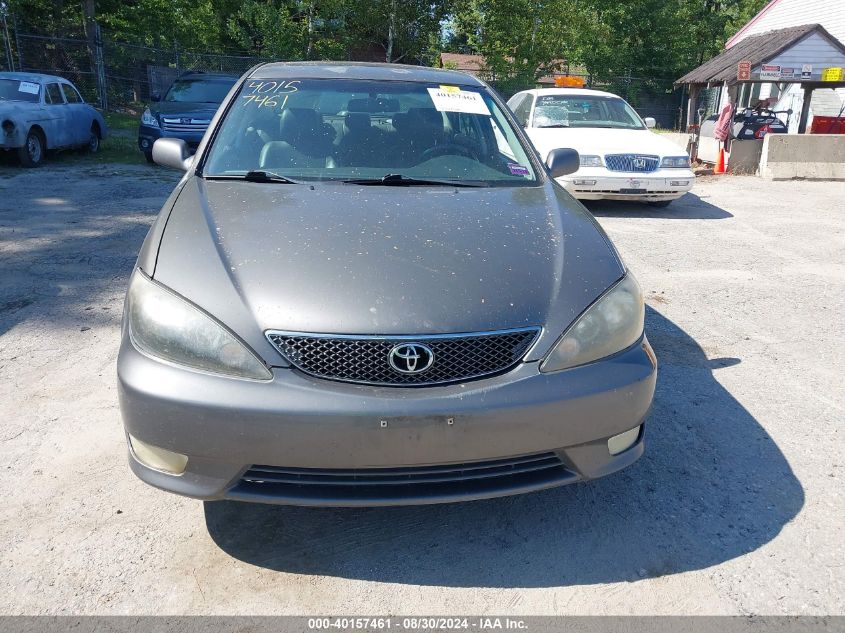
[533,95,645,130]
[165,79,235,103]
[0,79,41,103]
[203,79,538,186]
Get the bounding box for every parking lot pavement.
[0,165,843,615]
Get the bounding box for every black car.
[138,72,237,162]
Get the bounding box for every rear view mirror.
[644,117,657,128]
[152,138,193,171]
[546,148,580,178]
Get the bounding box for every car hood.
[152,178,624,365]
[152,101,221,117]
[526,127,685,160]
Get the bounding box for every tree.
[451,0,583,92]
[345,0,451,64]
[227,0,346,59]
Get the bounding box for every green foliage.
[226,0,346,59]
[5,0,772,86]
[452,0,581,93]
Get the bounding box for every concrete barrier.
[727,140,763,175]
[659,132,691,151]
[759,134,845,180]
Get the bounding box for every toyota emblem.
[388,343,434,374]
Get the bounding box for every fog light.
[573,179,597,186]
[140,138,151,149]
[670,180,689,186]
[607,425,641,455]
[128,434,188,474]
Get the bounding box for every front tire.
[18,129,45,167]
[143,151,155,164]
[87,128,100,153]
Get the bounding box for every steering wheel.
[420,143,480,162]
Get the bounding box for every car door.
[60,83,89,145]
[43,82,74,148]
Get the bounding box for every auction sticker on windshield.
[427,86,490,115]
[18,81,39,94]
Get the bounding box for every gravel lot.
[0,164,843,615]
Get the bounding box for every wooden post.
[686,84,700,131]
[797,83,816,134]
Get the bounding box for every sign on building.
[737,60,751,81]
[759,64,782,80]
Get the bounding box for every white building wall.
[722,0,845,131]
[766,31,845,69]
[727,0,845,47]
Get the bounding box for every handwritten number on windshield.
[242,80,299,108]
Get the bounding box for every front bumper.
[117,335,657,506]
[558,168,695,201]
[138,125,204,155]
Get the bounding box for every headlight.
[540,274,644,373]
[661,156,690,168]
[141,108,160,128]
[579,155,603,167]
[127,270,271,380]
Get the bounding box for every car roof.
[0,71,72,85]
[520,87,621,99]
[249,61,486,87]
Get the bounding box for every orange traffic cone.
[714,146,727,174]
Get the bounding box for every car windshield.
[532,95,645,130]
[165,78,235,103]
[203,78,539,185]
[0,78,41,103]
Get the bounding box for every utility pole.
[0,2,14,71]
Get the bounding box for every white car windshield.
[203,79,538,186]
[532,95,645,130]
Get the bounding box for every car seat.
[259,108,335,169]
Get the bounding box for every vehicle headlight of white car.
[127,270,272,380]
[541,273,644,373]
[660,156,691,168]
[141,108,160,128]
[579,155,603,167]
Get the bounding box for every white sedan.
[508,88,694,206]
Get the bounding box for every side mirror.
[545,148,580,178]
[644,117,657,128]
[152,138,193,171]
[150,92,161,102]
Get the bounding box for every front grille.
[160,118,210,134]
[604,154,659,173]
[266,327,540,386]
[233,452,575,502]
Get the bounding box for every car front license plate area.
[620,188,647,194]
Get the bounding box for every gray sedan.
[0,72,108,167]
[118,62,656,506]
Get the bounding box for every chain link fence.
[1,23,270,111]
[1,22,684,128]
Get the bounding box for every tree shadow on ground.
[205,306,803,587]
[0,164,177,337]
[585,193,732,220]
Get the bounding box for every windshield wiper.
[204,170,303,184]
[342,174,488,187]
[537,124,569,128]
